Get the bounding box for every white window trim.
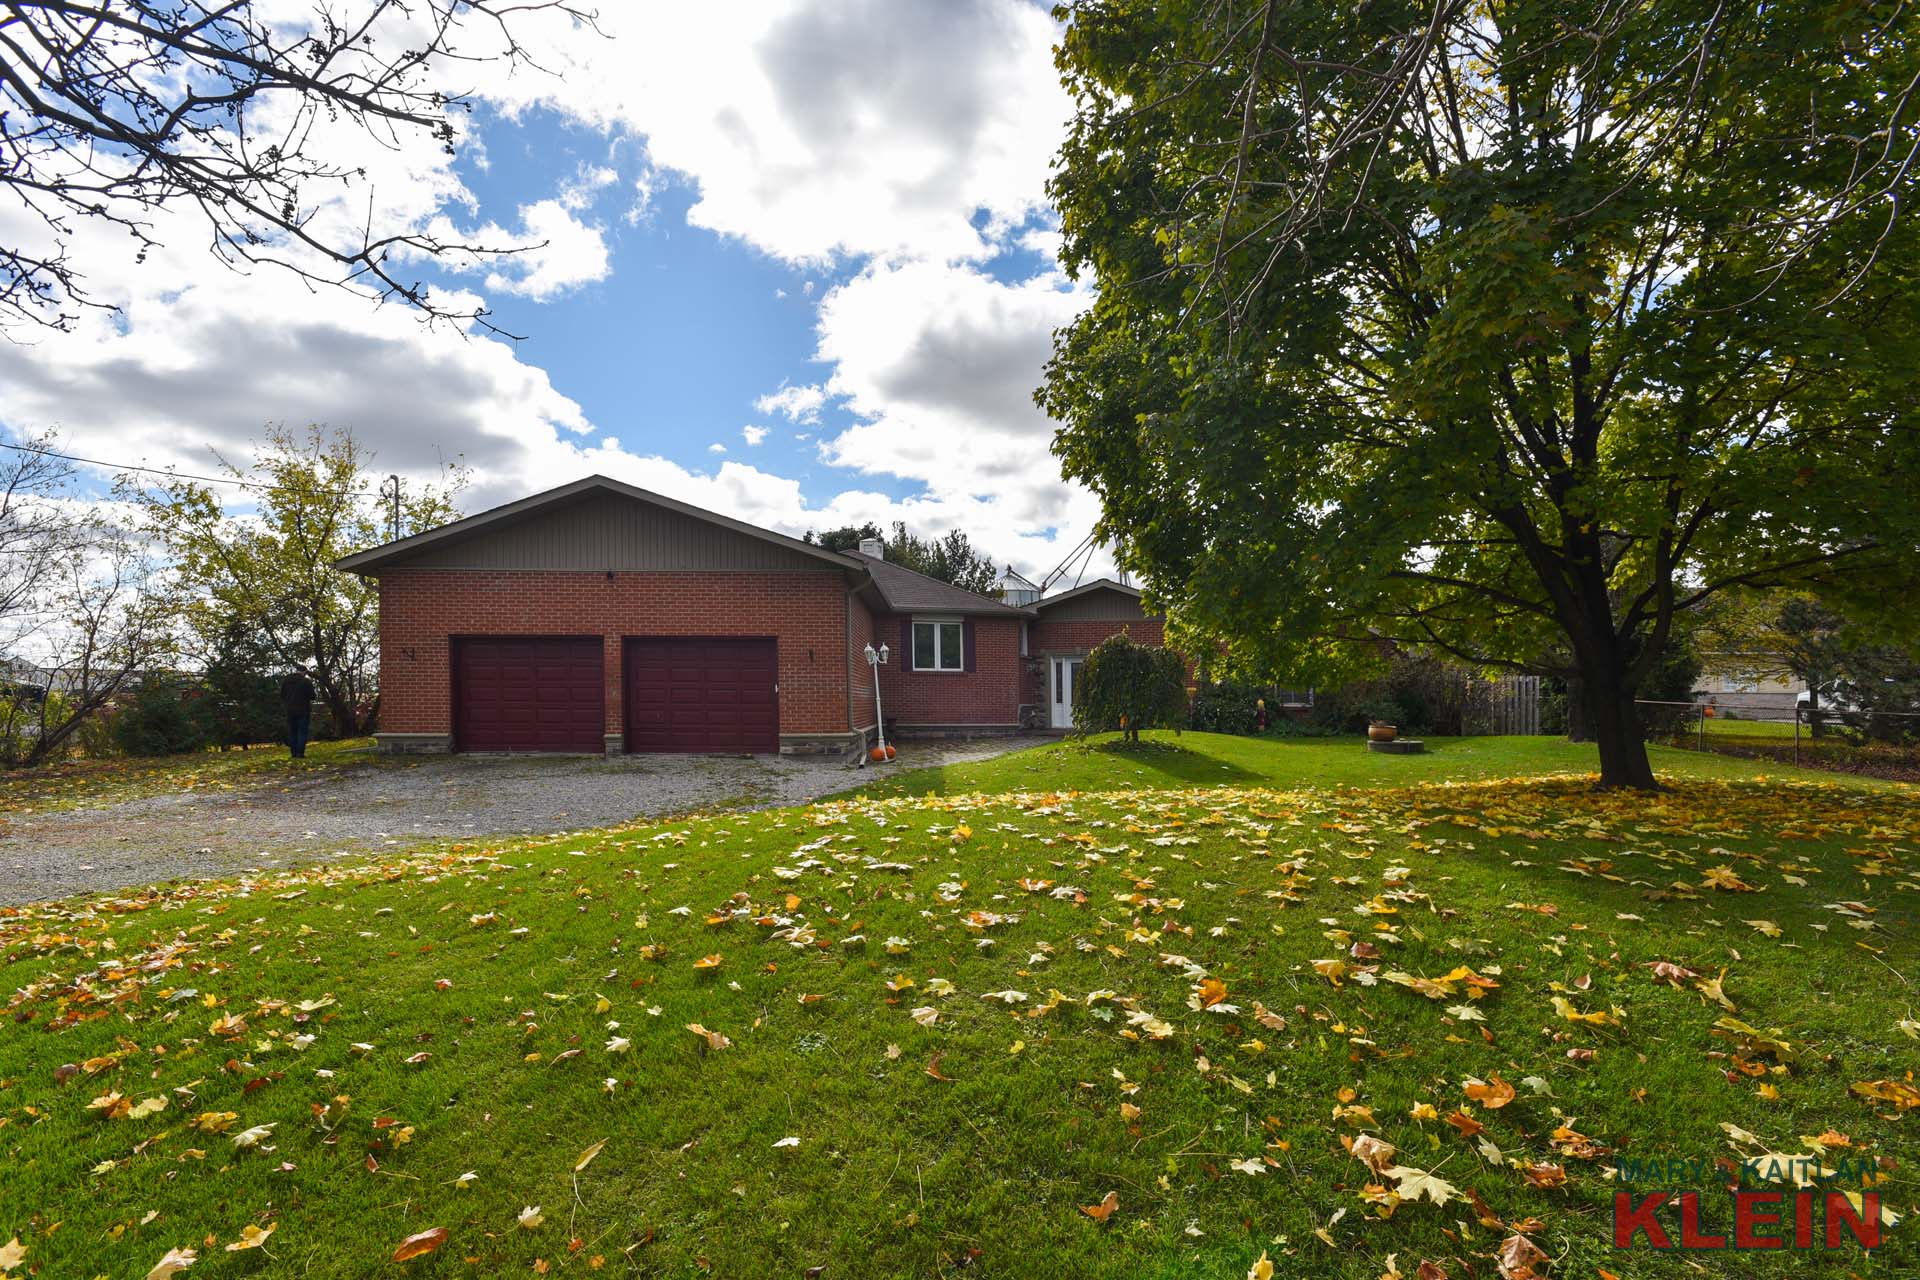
[911,616,965,673]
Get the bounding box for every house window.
[912,619,963,671]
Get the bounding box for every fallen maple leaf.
[1851,1078,1920,1111]
[1248,1250,1274,1280]
[0,1238,24,1274]
[685,1023,731,1051]
[692,954,724,971]
[1081,1190,1119,1223]
[391,1227,448,1262]
[1646,960,1699,986]
[146,1247,198,1279]
[1387,1164,1461,1206]
[224,1223,276,1252]
[1351,1133,1398,1173]
[926,1052,953,1081]
[1496,1233,1548,1280]
[1464,1076,1516,1109]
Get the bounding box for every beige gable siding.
[1035,587,1148,622]
[397,492,829,572]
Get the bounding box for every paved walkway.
[0,737,1047,905]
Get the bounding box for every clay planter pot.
[1367,722,1398,743]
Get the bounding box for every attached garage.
[453,636,605,753]
[337,475,1051,758]
[624,637,778,754]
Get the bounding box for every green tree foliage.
[109,676,210,757]
[1041,0,1920,788]
[197,621,290,748]
[123,425,464,738]
[1073,632,1188,744]
[1697,591,1919,736]
[807,521,1002,595]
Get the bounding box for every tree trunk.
[1565,676,1593,742]
[1583,675,1659,790]
[323,690,358,741]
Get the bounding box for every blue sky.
[0,1,1105,578]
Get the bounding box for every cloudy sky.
[0,0,1113,582]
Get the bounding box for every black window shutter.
[963,619,977,672]
[901,618,913,670]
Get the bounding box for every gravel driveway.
[0,737,1047,905]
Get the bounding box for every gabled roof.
[851,551,1032,616]
[1032,578,1145,610]
[334,475,866,576]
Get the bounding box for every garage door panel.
[624,637,779,753]
[453,636,604,753]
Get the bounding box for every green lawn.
[854,730,1903,799]
[1,738,1915,1278]
[0,736,379,816]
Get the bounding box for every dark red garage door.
[624,637,779,754]
[452,636,605,753]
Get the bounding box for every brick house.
[336,476,1168,756]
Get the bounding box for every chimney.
[858,536,885,559]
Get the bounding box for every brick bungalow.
[336,475,1168,756]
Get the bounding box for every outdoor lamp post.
[864,643,893,761]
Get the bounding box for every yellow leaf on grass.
[692,954,723,971]
[0,1237,25,1274]
[1464,1076,1516,1109]
[1248,1250,1274,1280]
[1081,1190,1119,1223]
[224,1223,276,1252]
[686,1023,732,1051]
[1388,1164,1461,1206]
[1550,996,1617,1027]
[1851,1078,1920,1111]
[146,1247,198,1279]
[575,1139,607,1172]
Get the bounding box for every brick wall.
[1024,617,1166,706]
[874,614,1023,727]
[377,570,853,738]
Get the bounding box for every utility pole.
[383,474,402,542]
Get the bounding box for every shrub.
[1191,679,1338,736]
[1190,678,1267,734]
[1074,633,1188,745]
[110,677,211,757]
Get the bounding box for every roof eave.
[333,474,867,576]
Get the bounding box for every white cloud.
[741,425,769,446]
[754,383,827,423]
[424,198,610,302]
[0,0,1110,584]
[482,0,1069,265]
[708,443,727,454]
[813,259,1090,523]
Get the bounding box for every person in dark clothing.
[280,667,317,759]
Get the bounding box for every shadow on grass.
[856,736,1268,798]
[1070,738,1269,786]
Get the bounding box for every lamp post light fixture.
[864,643,894,762]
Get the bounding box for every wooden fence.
[1464,676,1542,735]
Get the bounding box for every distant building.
[1695,653,1806,718]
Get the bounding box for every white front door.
[1049,657,1083,729]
